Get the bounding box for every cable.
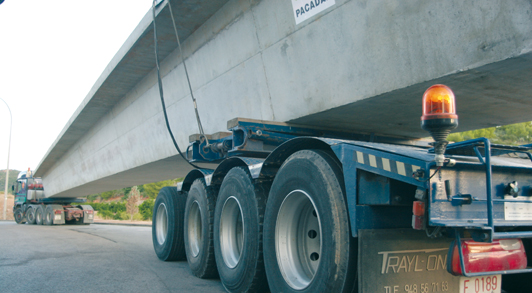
[414,166,441,182]
[152,0,203,169]
[166,0,210,147]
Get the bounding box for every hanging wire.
[152,0,204,169]
[166,0,210,148]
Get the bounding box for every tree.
[126,186,140,221]
[448,121,532,145]
[0,169,20,194]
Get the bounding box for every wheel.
[263,150,357,293]
[214,167,269,293]
[35,206,44,225]
[44,206,54,225]
[152,186,187,261]
[26,206,36,224]
[184,178,218,278]
[14,207,26,224]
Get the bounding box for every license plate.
[54,215,61,220]
[459,275,501,293]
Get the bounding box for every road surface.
[0,221,225,292]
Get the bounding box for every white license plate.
[54,215,61,220]
[459,275,501,293]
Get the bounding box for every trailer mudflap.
[359,229,462,293]
[80,205,94,224]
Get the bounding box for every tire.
[214,167,269,293]
[152,186,187,261]
[14,207,26,224]
[184,178,218,279]
[35,206,44,225]
[26,206,36,224]
[263,150,357,293]
[44,206,54,225]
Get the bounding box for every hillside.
[0,169,20,194]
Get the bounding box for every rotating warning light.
[421,84,458,140]
[421,85,459,166]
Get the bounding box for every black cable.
[152,0,203,170]
[414,166,441,182]
[166,1,210,147]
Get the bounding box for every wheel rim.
[275,190,321,290]
[28,208,34,222]
[156,203,168,245]
[36,209,41,223]
[188,200,202,257]
[220,196,244,268]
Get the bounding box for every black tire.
[184,178,218,279]
[44,206,54,225]
[263,150,357,293]
[26,206,36,224]
[152,186,187,261]
[35,206,44,225]
[214,167,269,293]
[14,207,26,224]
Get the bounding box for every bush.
[139,199,154,220]
[132,212,144,221]
[97,210,114,220]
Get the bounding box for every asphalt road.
[0,221,226,293]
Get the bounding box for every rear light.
[448,239,527,276]
[54,210,63,215]
[412,201,425,230]
[86,210,93,214]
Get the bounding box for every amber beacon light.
[421,84,459,166]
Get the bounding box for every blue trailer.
[151,85,532,293]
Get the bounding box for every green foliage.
[448,122,532,145]
[87,194,99,202]
[116,211,129,220]
[139,199,154,220]
[0,169,20,194]
[96,210,114,220]
[86,178,183,221]
[132,212,144,221]
[90,202,126,213]
[99,190,118,200]
[143,179,179,199]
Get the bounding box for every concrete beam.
[36,0,532,198]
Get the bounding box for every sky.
[0,0,153,172]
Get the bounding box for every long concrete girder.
[35,0,532,198]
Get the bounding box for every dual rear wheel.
[151,150,356,292]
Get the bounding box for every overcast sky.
[0,0,152,172]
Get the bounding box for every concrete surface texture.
[0,222,225,292]
[35,0,532,198]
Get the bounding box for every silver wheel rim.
[156,203,168,245]
[220,196,244,268]
[188,200,202,257]
[275,190,321,290]
[28,208,34,222]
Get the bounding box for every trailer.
[12,170,94,225]
[151,85,532,293]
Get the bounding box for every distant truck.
[12,169,94,225]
